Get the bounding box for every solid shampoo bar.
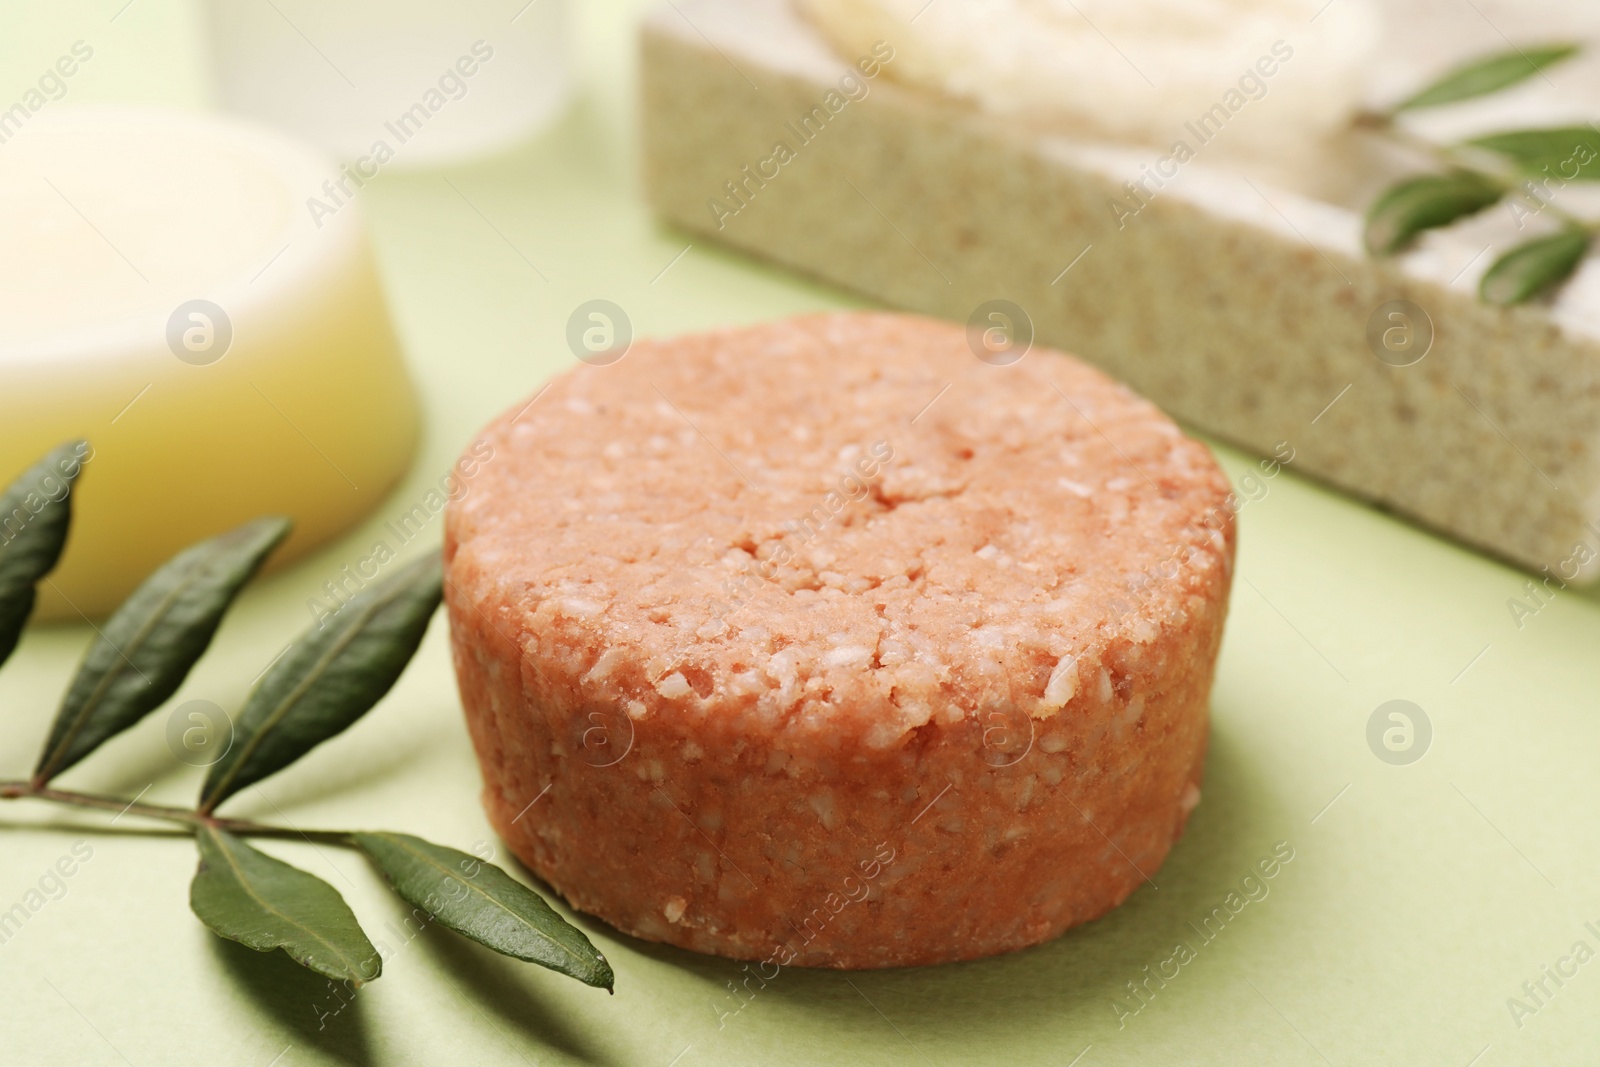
[446,313,1235,968]
[0,105,419,618]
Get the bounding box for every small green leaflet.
[355,832,614,991]
[1467,127,1600,181]
[0,464,609,998]
[200,555,443,812]
[1363,171,1503,255]
[34,516,290,782]
[0,442,87,669]
[1480,229,1592,305]
[1397,44,1579,111]
[191,826,381,983]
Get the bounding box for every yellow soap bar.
[0,105,419,620]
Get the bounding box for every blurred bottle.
[203,0,570,168]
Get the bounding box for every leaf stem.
[0,780,353,844]
[1359,110,1594,232]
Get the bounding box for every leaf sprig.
[1361,43,1598,305]
[0,442,612,993]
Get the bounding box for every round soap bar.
[0,105,418,620]
[445,312,1236,968]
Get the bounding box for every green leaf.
[191,825,380,984]
[1397,44,1580,111]
[1466,127,1600,181]
[34,516,291,782]
[354,831,614,991]
[0,441,88,669]
[200,554,442,812]
[1479,229,1592,305]
[1364,171,1503,254]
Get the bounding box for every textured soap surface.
[446,313,1236,968]
[448,312,1233,742]
[0,105,418,618]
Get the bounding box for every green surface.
[3,3,1599,1065]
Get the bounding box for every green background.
[2,2,1598,1064]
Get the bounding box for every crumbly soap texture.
[445,313,1235,968]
